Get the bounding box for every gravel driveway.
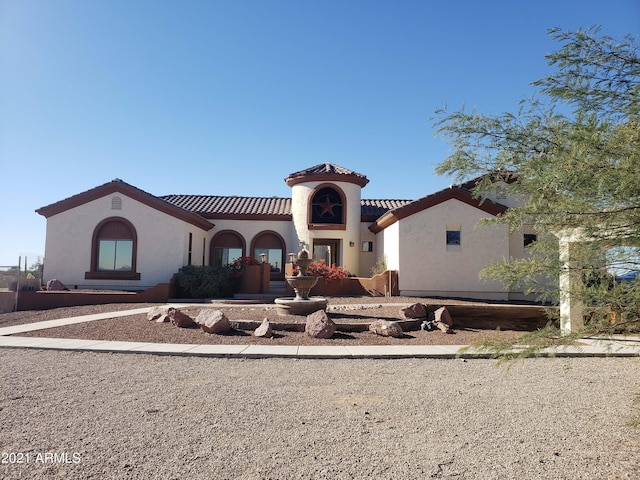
[2,350,639,479]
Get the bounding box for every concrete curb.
[1,305,639,359]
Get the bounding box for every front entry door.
[313,239,340,266]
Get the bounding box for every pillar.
[559,238,584,335]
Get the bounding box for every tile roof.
[288,162,364,177]
[160,195,292,218]
[360,199,414,220]
[285,162,369,187]
[160,194,411,220]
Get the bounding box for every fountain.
[274,245,328,316]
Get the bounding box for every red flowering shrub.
[226,256,261,273]
[305,260,351,283]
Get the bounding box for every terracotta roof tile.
[360,199,413,220]
[161,194,409,220]
[285,162,369,187]
[160,195,292,218]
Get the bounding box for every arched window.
[251,231,286,280]
[85,217,140,280]
[210,230,245,267]
[310,186,345,226]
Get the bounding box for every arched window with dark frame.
[85,217,140,280]
[210,230,245,267]
[310,186,345,225]
[252,231,286,280]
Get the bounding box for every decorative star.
[317,195,340,218]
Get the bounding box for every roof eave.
[36,180,214,232]
[369,187,507,234]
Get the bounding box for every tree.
[433,27,640,357]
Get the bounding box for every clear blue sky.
[1,0,638,267]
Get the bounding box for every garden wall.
[10,283,172,312]
[287,270,399,297]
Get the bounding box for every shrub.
[225,256,261,274]
[370,255,388,276]
[305,260,351,283]
[176,265,236,298]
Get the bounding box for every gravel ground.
[1,350,639,479]
[1,297,526,346]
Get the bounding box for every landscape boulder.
[431,306,454,333]
[147,306,171,323]
[196,309,231,334]
[169,308,195,328]
[254,318,274,338]
[305,310,336,339]
[45,279,68,291]
[400,303,428,319]
[368,319,404,338]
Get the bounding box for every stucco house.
[36,163,533,300]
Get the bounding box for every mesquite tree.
[434,27,640,352]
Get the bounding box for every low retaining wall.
[286,270,399,297]
[10,283,172,311]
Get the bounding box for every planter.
[238,264,270,294]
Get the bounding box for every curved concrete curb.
[1,305,639,359]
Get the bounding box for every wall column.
[559,237,584,335]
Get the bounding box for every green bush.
[176,265,236,298]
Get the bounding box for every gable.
[36,179,214,231]
[369,187,507,234]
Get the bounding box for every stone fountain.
[274,246,328,316]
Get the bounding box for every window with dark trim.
[524,233,537,247]
[85,217,140,280]
[446,230,461,246]
[252,231,286,280]
[310,187,344,225]
[210,230,245,267]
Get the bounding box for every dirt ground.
[0,296,528,346]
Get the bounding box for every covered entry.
[313,239,340,266]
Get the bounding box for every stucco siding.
[42,194,207,289]
[396,199,510,300]
[208,219,293,257]
[291,181,362,274]
[381,222,400,271]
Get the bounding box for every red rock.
[400,303,428,319]
[254,318,274,338]
[305,310,336,339]
[169,308,195,328]
[369,319,403,338]
[196,309,231,334]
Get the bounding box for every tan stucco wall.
[42,194,209,290]
[207,219,293,260]
[291,181,362,274]
[395,199,510,300]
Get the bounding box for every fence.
[0,256,44,312]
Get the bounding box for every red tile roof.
[160,195,292,219]
[160,194,412,221]
[285,162,369,187]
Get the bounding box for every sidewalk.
[1,305,639,359]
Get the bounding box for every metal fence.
[0,255,44,291]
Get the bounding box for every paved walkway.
[1,305,639,359]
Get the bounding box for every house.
[36,163,534,300]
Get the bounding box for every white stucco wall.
[290,181,362,274]
[42,194,209,290]
[207,219,294,259]
[358,223,378,277]
[396,199,510,300]
[380,222,400,271]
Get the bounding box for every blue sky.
[1,0,638,267]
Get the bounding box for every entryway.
[312,239,340,266]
